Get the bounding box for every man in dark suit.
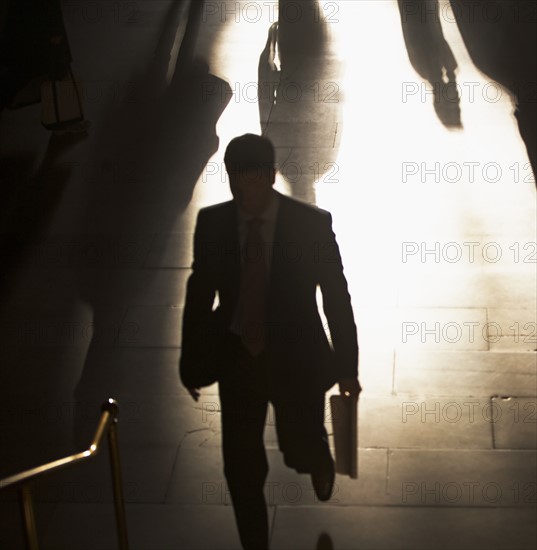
[180,134,360,550]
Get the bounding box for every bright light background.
[183,1,536,381]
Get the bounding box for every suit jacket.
[180,191,358,394]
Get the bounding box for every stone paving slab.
[271,506,537,550]
[489,336,537,353]
[386,449,537,507]
[40,502,245,550]
[358,396,494,449]
[184,394,496,450]
[143,232,193,268]
[51,445,177,505]
[394,308,489,351]
[492,397,537,450]
[80,347,185,397]
[264,122,339,149]
[394,350,537,396]
[166,447,389,507]
[396,270,491,308]
[110,268,191,307]
[355,349,394,395]
[118,305,183,348]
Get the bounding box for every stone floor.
[0,1,536,549]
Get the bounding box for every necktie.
[240,218,266,356]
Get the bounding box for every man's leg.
[272,390,335,501]
[272,390,331,473]
[219,346,270,550]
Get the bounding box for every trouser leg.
[272,390,331,474]
[219,351,270,550]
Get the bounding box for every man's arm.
[180,209,216,400]
[317,211,361,397]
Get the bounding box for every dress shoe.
[311,455,335,501]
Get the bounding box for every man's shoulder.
[196,193,332,223]
[278,192,331,221]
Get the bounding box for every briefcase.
[180,308,226,388]
[330,394,358,478]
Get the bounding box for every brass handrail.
[0,398,129,550]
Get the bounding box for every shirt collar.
[237,189,279,225]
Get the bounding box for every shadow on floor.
[397,0,462,128]
[72,0,231,444]
[259,0,343,205]
[449,0,536,183]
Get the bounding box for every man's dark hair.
[224,133,275,176]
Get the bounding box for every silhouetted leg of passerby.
[170,0,206,88]
[497,0,536,180]
[449,0,536,182]
[515,102,537,184]
[258,22,280,131]
[398,0,461,127]
[277,0,324,68]
[265,0,341,203]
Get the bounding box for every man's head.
[224,134,276,216]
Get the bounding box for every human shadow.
[258,0,343,205]
[0,134,82,292]
[72,0,231,442]
[449,0,536,183]
[398,0,462,128]
[0,133,89,478]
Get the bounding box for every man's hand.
[187,387,201,401]
[338,377,362,399]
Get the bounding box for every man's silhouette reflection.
[72,0,231,445]
[398,0,462,127]
[180,134,361,550]
[449,0,536,181]
[258,0,343,205]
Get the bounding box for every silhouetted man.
[180,134,360,550]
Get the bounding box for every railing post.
[20,483,39,550]
[105,401,129,550]
[2,398,129,550]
